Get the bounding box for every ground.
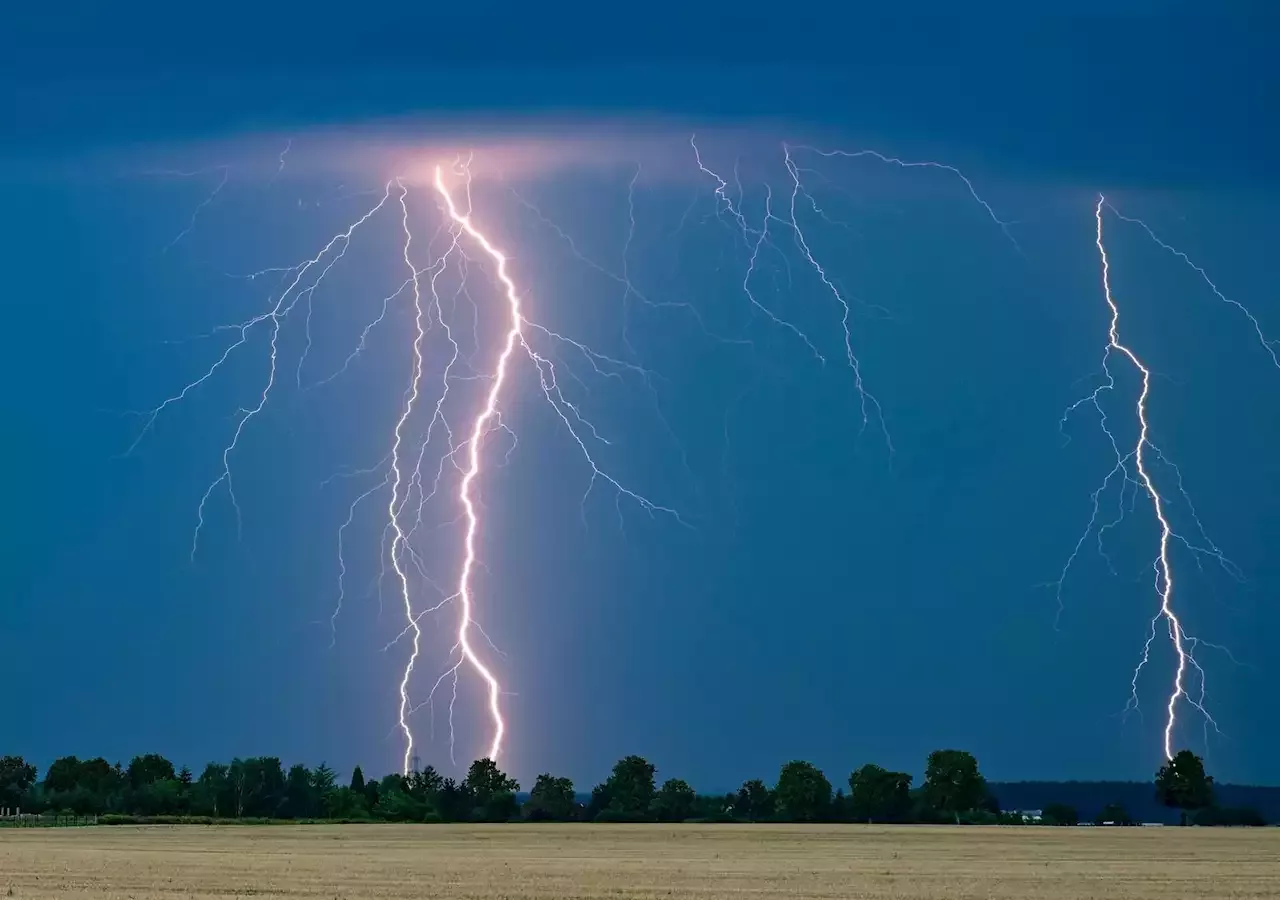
[1,823,1276,899]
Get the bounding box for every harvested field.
[1,823,1276,899]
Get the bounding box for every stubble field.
[1,823,1276,899]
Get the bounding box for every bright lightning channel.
[1093,195,1191,761]
[423,163,518,766]
[1056,195,1269,760]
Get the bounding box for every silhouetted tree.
[586,783,612,820]
[652,778,696,822]
[848,764,913,823]
[311,762,337,817]
[375,774,432,822]
[280,764,315,818]
[774,760,831,822]
[1155,750,1214,826]
[595,755,657,821]
[526,774,576,821]
[0,756,37,810]
[193,763,230,817]
[734,779,774,821]
[126,754,176,790]
[43,757,84,795]
[434,777,475,822]
[349,765,366,795]
[922,749,988,823]
[464,758,520,821]
[326,786,369,819]
[227,757,286,818]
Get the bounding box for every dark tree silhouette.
[0,756,37,810]
[773,761,831,822]
[526,774,576,821]
[593,755,657,821]
[652,779,696,822]
[1155,750,1214,825]
[922,750,988,823]
[848,764,912,823]
[3,744,1268,827]
[734,779,775,821]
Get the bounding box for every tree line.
[0,746,1262,826]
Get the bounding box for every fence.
[0,809,99,827]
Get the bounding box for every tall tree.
[126,754,176,789]
[526,774,576,821]
[734,779,774,821]
[0,756,37,810]
[848,764,913,823]
[44,756,84,794]
[652,778,696,822]
[599,755,657,821]
[227,757,286,818]
[406,765,443,803]
[375,781,429,822]
[325,786,369,819]
[283,764,316,819]
[133,778,182,816]
[312,764,337,795]
[464,758,520,822]
[434,777,476,822]
[586,783,612,820]
[194,763,230,817]
[921,749,987,823]
[464,758,520,805]
[42,756,123,813]
[1156,750,1215,826]
[84,758,125,797]
[349,765,366,795]
[363,778,380,811]
[774,760,832,822]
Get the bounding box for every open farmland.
[2,823,1277,899]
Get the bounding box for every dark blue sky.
[4,7,1279,790]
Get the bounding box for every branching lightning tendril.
[1054,195,1268,760]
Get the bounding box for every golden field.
[1,823,1276,899]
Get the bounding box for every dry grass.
[2,823,1276,899]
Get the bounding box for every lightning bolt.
[423,163,515,765]
[388,177,431,774]
[1056,195,1254,760]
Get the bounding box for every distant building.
[1011,809,1043,823]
